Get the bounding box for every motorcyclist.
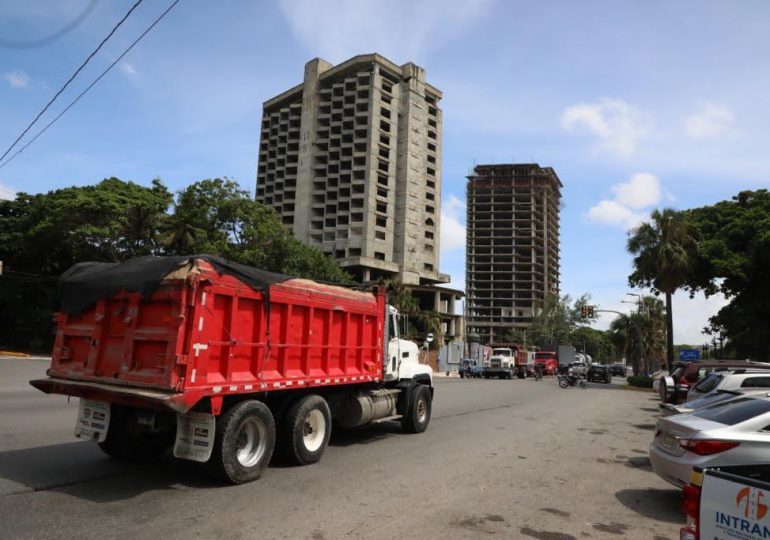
[534,362,544,381]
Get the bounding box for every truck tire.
[280,394,331,466]
[207,400,275,484]
[401,384,432,434]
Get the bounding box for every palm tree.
[627,209,697,373]
[609,314,645,375]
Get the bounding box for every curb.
[623,385,654,393]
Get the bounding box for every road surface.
[0,357,680,539]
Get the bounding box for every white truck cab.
[485,347,517,379]
[384,306,433,385]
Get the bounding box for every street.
[0,357,680,539]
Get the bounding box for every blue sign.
[679,348,700,361]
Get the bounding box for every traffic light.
[580,305,588,318]
[587,306,595,318]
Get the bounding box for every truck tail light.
[680,483,701,540]
[679,439,740,456]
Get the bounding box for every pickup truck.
[681,464,770,540]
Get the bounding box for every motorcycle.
[558,373,587,389]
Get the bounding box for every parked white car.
[650,394,770,487]
[686,369,770,402]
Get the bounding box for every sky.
[1,0,769,345]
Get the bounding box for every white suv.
[686,369,770,402]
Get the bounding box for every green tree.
[162,178,352,283]
[609,313,645,375]
[527,293,596,348]
[0,178,173,351]
[684,190,770,359]
[627,208,698,372]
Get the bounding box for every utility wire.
[0,0,181,171]
[0,0,144,163]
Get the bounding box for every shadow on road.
[0,441,220,502]
[329,422,401,447]
[615,487,682,524]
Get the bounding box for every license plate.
[74,399,111,443]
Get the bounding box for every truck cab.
[384,305,432,386]
[485,348,516,379]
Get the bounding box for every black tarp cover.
[58,255,291,314]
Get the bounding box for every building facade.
[465,164,562,344]
[256,54,448,286]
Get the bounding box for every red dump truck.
[31,255,434,484]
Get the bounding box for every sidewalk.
[0,353,51,361]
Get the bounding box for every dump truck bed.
[32,257,386,413]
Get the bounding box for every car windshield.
[692,397,770,426]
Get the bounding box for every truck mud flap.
[174,411,215,463]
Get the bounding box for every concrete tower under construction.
[465,164,562,344]
[255,54,447,287]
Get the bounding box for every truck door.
[385,310,400,381]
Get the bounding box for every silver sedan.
[650,395,770,487]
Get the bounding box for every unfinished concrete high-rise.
[256,54,448,287]
[465,164,562,344]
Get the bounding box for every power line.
[0,0,144,163]
[0,0,181,171]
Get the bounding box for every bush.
[627,375,653,388]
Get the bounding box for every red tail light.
[679,439,740,456]
[681,484,701,539]
[678,376,690,388]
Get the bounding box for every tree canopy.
[683,189,770,359]
[0,177,351,351]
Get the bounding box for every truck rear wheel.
[281,394,331,466]
[401,384,432,434]
[207,400,275,484]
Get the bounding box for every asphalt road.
[0,357,681,539]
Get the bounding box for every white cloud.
[119,62,137,77]
[610,172,661,209]
[683,103,734,139]
[587,172,661,230]
[277,0,492,62]
[440,194,466,251]
[671,290,729,345]
[587,200,646,230]
[0,180,16,200]
[591,290,729,345]
[4,70,29,88]
[561,98,649,158]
